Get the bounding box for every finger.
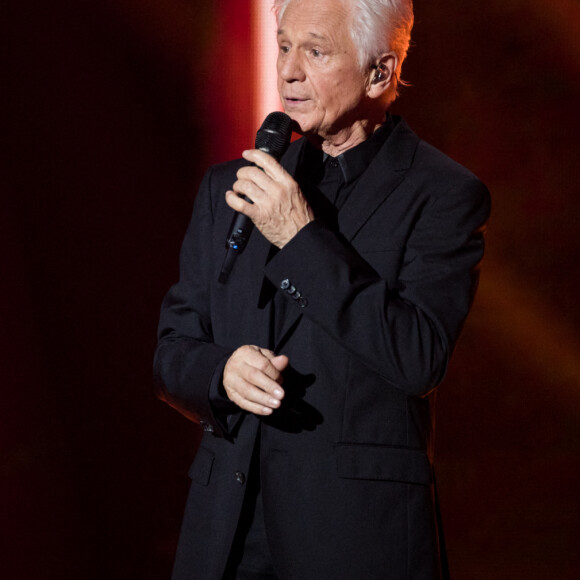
[256,350,286,385]
[226,377,282,413]
[241,151,302,208]
[242,149,288,181]
[258,348,278,360]
[226,346,285,397]
[245,364,285,398]
[253,352,286,391]
[236,165,272,190]
[225,190,255,216]
[223,354,283,399]
[226,385,277,415]
[232,177,268,203]
[271,354,289,373]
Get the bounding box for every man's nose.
[278,51,305,82]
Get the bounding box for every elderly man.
[154,0,490,578]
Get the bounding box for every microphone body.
[218,112,293,284]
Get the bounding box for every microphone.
[218,112,293,284]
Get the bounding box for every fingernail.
[269,398,280,407]
[274,389,283,398]
[262,407,273,414]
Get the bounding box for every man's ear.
[366,53,398,100]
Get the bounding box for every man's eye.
[312,49,321,57]
[280,45,290,54]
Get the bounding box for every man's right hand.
[223,345,288,415]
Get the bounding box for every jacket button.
[234,471,246,485]
[297,297,308,308]
[286,285,296,295]
[280,279,290,290]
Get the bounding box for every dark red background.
[2,0,579,578]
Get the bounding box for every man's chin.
[287,116,304,136]
[282,111,316,137]
[282,112,304,135]
[291,121,322,142]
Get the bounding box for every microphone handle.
[218,202,254,284]
[218,112,292,284]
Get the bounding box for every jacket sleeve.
[153,167,240,435]
[264,174,490,397]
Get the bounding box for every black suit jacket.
[154,116,490,579]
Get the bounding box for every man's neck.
[310,116,386,157]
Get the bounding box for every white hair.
[272,0,414,103]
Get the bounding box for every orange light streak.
[253,0,282,129]
[478,260,580,401]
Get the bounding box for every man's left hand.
[225,149,313,248]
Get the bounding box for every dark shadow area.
[2,0,579,578]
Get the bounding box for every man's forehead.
[277,29,330,42]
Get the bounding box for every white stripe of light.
[253,0,282,130]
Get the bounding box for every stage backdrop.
[2,0,579,578]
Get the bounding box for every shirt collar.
[323,114,394,184]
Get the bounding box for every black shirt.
[297,114,394,217]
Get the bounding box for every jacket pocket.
[335,443,432,486]
[187,446,215,486]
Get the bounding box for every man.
[154,0,490,578]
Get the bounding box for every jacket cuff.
[206,355,244,436]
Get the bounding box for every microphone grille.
[255,112,293,161]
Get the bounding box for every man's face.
[276,0,369,141]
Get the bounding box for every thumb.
[271,354,289,372]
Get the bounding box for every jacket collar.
[337,116,419,241]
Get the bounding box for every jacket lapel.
[338,118,419,241]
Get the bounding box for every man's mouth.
[284,97,308,105]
